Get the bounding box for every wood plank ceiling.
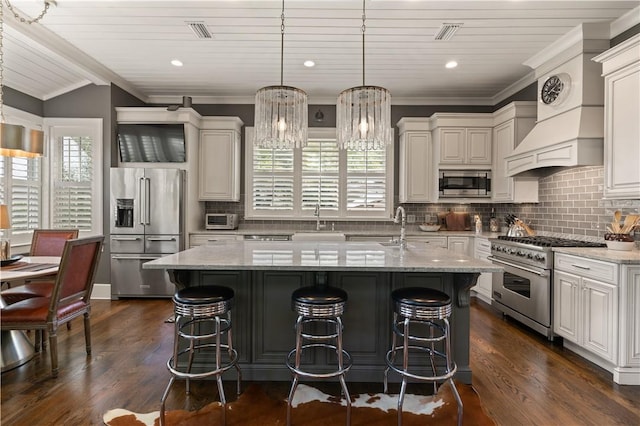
[3,0,639,104]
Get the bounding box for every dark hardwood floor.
[1,298,638,425]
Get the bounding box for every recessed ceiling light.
[445,61,458,69]
[171,59,183,67]
[304,60,315,68]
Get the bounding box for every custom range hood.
[505,23,610,177]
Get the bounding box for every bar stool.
[160,286,241,426]
[383,287,462,426]
[286,284,352,426]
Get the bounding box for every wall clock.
[540,73,571,106]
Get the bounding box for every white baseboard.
[91,283,111,300]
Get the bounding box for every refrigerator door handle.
[144,177,151,225]
[139,177,146,225]
[112,255,162,260]
[147,237,177,242]
[112,237,142,241]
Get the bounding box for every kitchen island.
[144,240,501,384]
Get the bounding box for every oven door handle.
[487,256,549,278]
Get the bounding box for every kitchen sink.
[291,232,346,241]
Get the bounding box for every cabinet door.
[582,278,617,362]
[473,238,493,301]
[620,266,640,369]
[399,131,433,202]
[439,128,466,164]
[448,236,470,256]
[492,120,515,201]
[603,63,640,199]
[330,272,389,366]
[198,130,240,201]
[466,128,492,164]
[553,270,580,343]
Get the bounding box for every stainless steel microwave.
[439,170,491,198]
[205,213,239,230]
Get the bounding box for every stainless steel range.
[488,236,605,340]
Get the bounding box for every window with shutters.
[0,156,42,247]
[47,118,103,236]
[245,127,393,220]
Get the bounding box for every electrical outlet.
[407,214,416,224]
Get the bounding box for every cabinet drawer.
[554,253,618,284]
[474,237,492,253]
[408,236,448,248]
[190,233,239,247]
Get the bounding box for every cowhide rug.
[104,382,495,426]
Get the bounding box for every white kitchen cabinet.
[189,233,241,248]
[492,102,538,203]
[437,127,492,166]
[448,236,470,256]
[618,265,640,384]
[594,34,640,200]
[198,117,243,201]
[397,118,435,203]
[472,237,493,303]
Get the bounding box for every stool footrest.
[385,347,457,382]
[167,344,239,380]
[286,344,352,379]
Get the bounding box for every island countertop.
[143,240,501,273]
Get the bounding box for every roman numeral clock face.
[540,74,571,106]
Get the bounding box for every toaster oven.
[205,213,239,230]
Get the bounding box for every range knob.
[534,254,545,261]
[526,253,534,259]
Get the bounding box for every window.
[46,118,103,236]
[0,156,42,247]
[246,127,393,220]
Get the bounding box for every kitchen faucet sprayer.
[394,206,407,248]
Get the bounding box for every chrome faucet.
[393,206,407,248]
[314,203,325,231]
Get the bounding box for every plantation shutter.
[52,136,94,230]
[0,157,41,233]
[346,148,387,214]
[301,139,339,212]
[252,147,294,211]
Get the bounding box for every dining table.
[0,256,60,372]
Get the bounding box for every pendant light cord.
[280,0,285,87]
[361,0,366,86]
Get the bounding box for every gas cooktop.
[496,236,606,248]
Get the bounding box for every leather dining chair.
[29,229,79,257]
[0,235,104,377]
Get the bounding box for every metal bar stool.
[160,286,241,426]
[383,287,462,426]
[286,284,352,426]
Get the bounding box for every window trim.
[44,118,103,237]
[245,127,394,221]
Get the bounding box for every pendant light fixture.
[0,1,54,158]
[336,0,391,151]
[254,0,307,149]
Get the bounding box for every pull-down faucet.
[394,206,407,248]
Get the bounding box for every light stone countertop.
[190,228,502,239]
[552,247,640,264]
[144,240,502,273]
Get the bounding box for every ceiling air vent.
[434,23,463,41]
[186,21,212,39]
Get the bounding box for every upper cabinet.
[198,117,244,201]
[492,102,539,203]
[431,114,494,168]
[397,118,434,203]
[594,34,640,200]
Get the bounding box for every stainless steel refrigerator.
[110,168,185,298]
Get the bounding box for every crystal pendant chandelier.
[336,0,391,151]
[254,0,307,149]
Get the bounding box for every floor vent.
[187,21,212,39]
[434,23,463,41]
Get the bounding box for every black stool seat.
[292,285,347,305]
[174,285,234,305]
[392,287,450,307]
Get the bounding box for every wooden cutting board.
[445,212,471,231]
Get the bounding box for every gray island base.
[144,241,501,385]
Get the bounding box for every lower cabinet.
[189,233,241,248]
[472,237,492,303]
[554,253,640,385]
